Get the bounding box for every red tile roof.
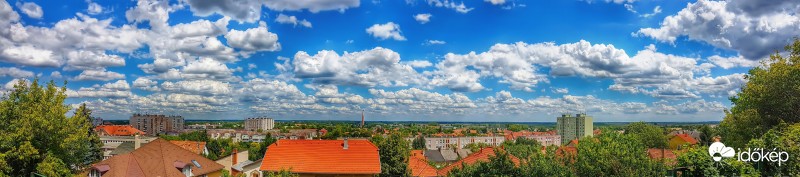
[409,150,440,177]
[88,138,223,177]
[260,139,381,174]
[647,148,678,165]
[95,125,145,136]
[437,147,520,175]
[169,140,207,155]
[673,134,698,144]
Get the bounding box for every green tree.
[522,146,576,177]
[676,146,759,177]
[507,124,526,132]
[623,122,668,148]
[0,79,102,176]
[371,133,410,177]
[720,38,800,148]
[574,133,665,177]
[447,149,522,177]
[744,123,800,176]
[697,124,716,146]
[411,135,426,150]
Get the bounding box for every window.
[88,169,101,177]
[182,165,192,177]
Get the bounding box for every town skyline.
[0,0,793,121]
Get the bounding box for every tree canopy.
[0,79,102,176]
[720,38,800,148]
[623,122,668,149]
[371,133,411,177]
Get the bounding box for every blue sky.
[0,0,796,122]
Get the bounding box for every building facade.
[244,117,275,131]
[523,134,562,147]
[556,113,593,145]
[129,114,184,136]
[422,136,505,150]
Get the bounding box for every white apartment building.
[244,117,275,131]
[423,136,505,150]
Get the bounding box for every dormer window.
[88,169,101,177]
[182,165,192,177]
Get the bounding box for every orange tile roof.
[409,150,440,177]
[169,140,207,155]
[673,134,698,144]
[88,138,223,176]
[260,139,381,174]
[647,148,678,165]
[437,147,520,175]
[95,125,145,136]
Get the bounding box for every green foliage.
[676,146,759,177]
[464,142,490,153]
[697,124,716,146]
[447,149,522,177]
[507,124,527,132]
[573,133,665,177]
[745,123,800,176]
[411,135,426,150]
[265,169,298,177]
[720,38,800,148]
[522,146,576,177]
[371,133,411,177]
[0,79,103,176]
[504,137,542,160]
[624,122,668,148]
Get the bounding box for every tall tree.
[720,38,800,147]
[447,149,522,177]
[624,122,668,148]
[371,133,411,177]
[411,135,426,150]
[73,103,104,168]
[0,79,102,176]
[574,132,665,176]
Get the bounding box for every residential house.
[668,134,698,150]
[437,147,520,175]
[231,159,263,177]
[215,150,249,174]
[85,138,224,177]
[408,150,440,177]
[95,125,145,136]
[260,139,381,177]
[170,140,209,155]
[100,135,156,159]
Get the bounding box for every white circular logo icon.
[708,142,736,161]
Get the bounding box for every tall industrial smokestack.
[360,110,365,128]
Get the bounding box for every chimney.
[232,149,238,165]
[343,137,349,150]
[134,135,141,149]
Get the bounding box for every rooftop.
[95,125,145,136]
[89,138,223,177]
[260,139,381,174]
[169,140,207,155]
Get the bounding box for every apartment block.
[244,117,275,131]
[130,114,184,136]
[557,113,593,145]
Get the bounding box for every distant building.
[95,125,145,136]
[556,113,593,145]
[422,136,505,150]
[130,114,184,136]
[260,139,381,177]
[85,138,224,177]
[503,130,561,146]
[668,134,698,150]
[244,117,274,131]
[187,123,220,129]
[207,129,318,142]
